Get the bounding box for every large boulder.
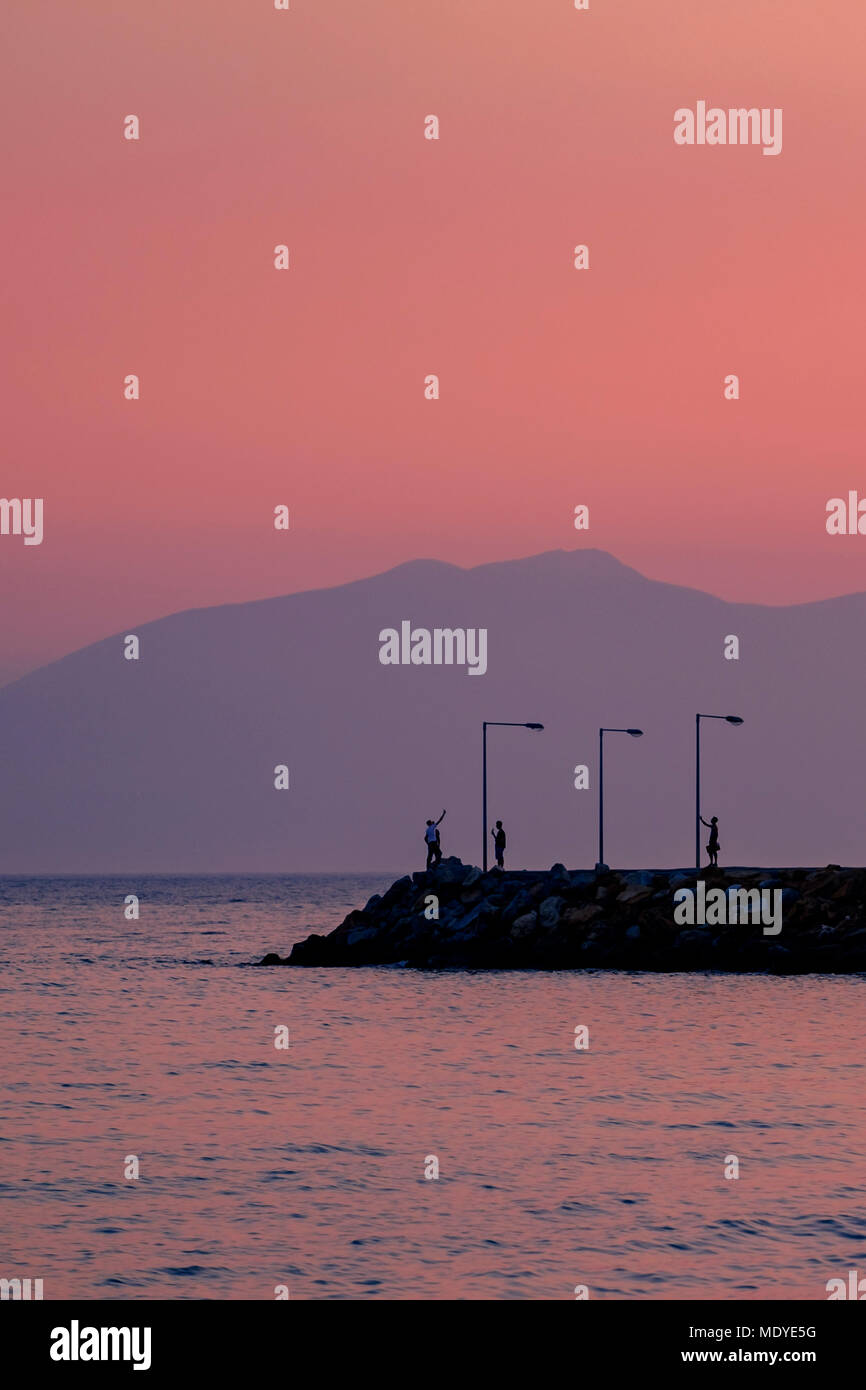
[563,903,602,926]
[538,896,566,929]
[510,912,538,940]
[617,884,654,905]
[431,856,473,886]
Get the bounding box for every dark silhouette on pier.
[424,809,446,868]
[700,815,720,868]
[491,820,506,868]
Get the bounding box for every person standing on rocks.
[491,820,506,869]
[700,815,720,868]
[424,809,446,869]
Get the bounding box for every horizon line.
[0,864,856,879]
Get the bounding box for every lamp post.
[695,713,743,869]
[597,727,643,870]
[482,721,544,871]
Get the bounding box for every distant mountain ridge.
[1,548,863,872]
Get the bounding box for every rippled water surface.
[1,875,865,1300]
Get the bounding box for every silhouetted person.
[424,809,446,868]
[700,815,720,868]
[491,820,506,869]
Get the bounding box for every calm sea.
[1,874,864,1300]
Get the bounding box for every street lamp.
[695,714,743,869]
[482,721,544,871]
[597,727,643,871]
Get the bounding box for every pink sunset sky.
[2,0,865,685]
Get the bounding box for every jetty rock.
[257,859,866,973]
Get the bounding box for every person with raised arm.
[700,815,720,868]
[424,809,446,868]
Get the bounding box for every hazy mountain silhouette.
[1,548,863,872]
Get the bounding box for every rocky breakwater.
[258,860,866,973]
